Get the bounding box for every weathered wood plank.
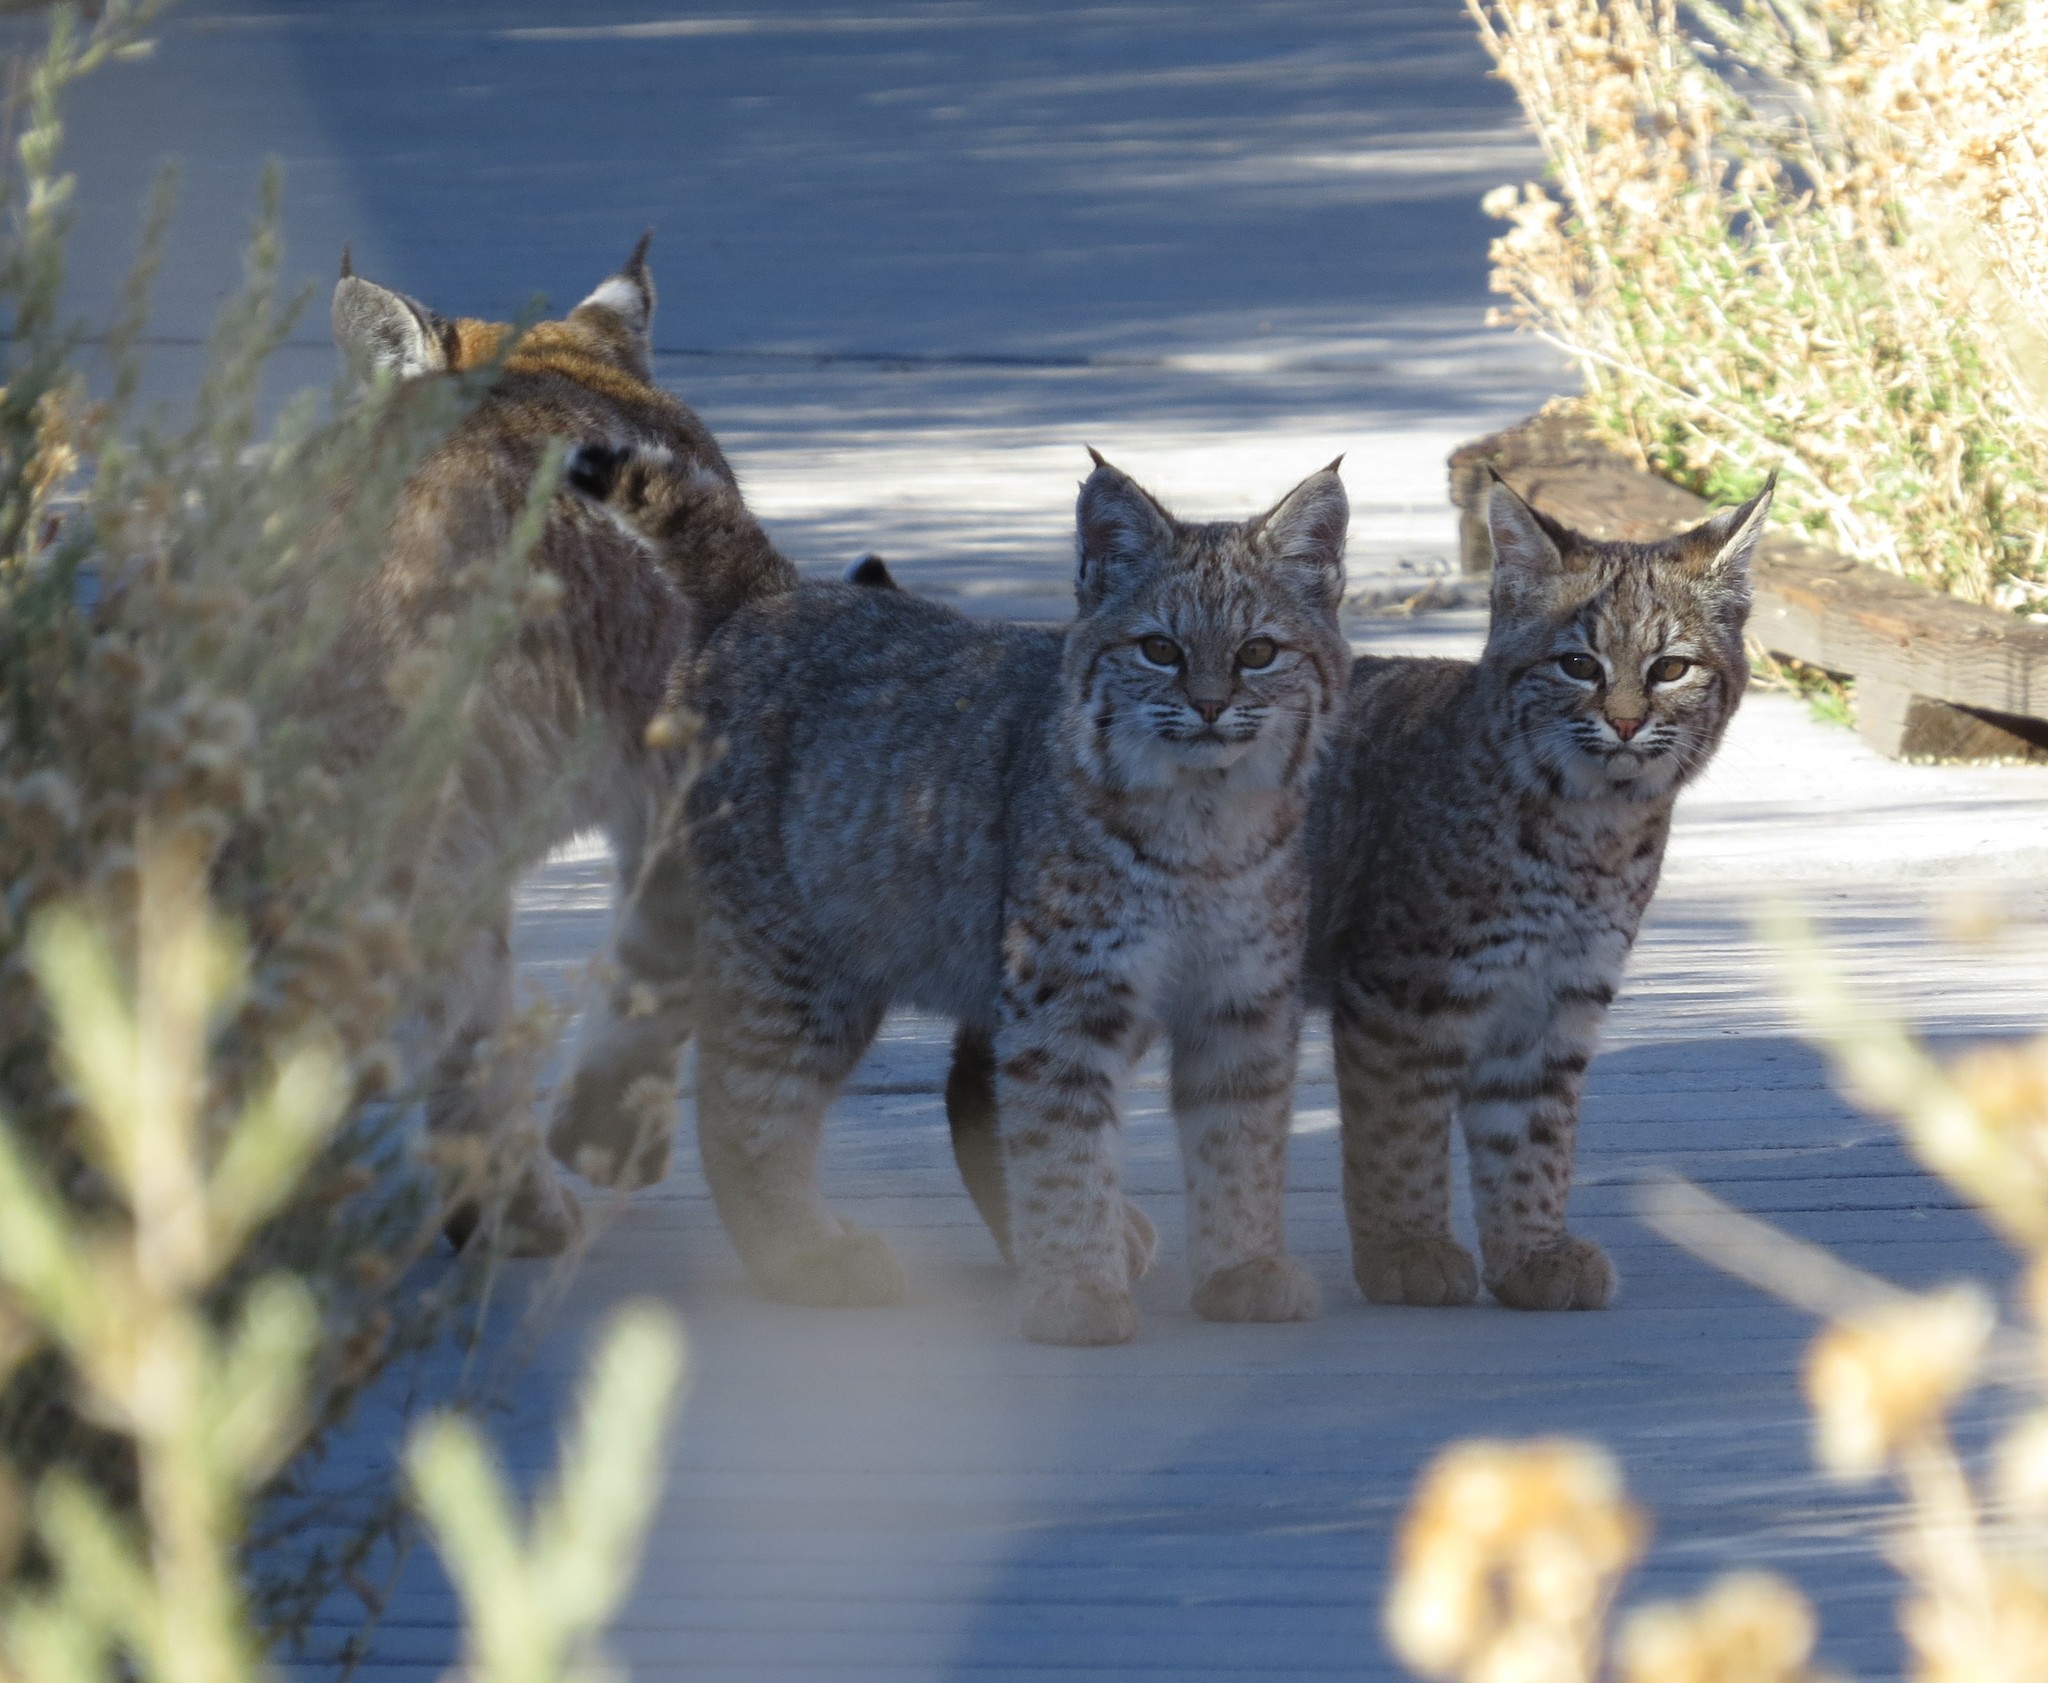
[1447,409,2048,756]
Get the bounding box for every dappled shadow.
[47,0,1572,624]
[50,0,1567,437]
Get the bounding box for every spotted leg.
[1458,1004,1614,1310]
[1331,978,1478,1307]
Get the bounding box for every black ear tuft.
[1085,445,1108,470]
[566,442,630,502]
[339,244,353,279]
[573,239,657,373]
[846,554,898,589]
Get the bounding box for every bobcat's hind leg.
[430,914,582,1259]
[694,920,903,1308]
[549,836,698,1191]
[1332,986,1476,1307]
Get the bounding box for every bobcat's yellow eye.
[1557,652,1601,682]
[1647,655,1692,684]
[1237,636,1278,670]
[1138,635,1182,667]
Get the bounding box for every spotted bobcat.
[551,444,1351,1344]
[328,236,769,1253]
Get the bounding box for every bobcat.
[551,444,1351,1345]
[327,236,760,1254]
[947,470,1772,1310]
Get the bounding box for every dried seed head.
[1387,1438,1645,1680]
[1617,1571,1829,1683]
[1805,1286,1993,1479]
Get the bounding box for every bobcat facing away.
[552,446,1352,1345]
[950,473,1770,1307]
[327,237,763,1253]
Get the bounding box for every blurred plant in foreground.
[0,846,681,1683]
[1469,0,2048,614]
[0,0,595,1646]
[1387,1434,1834,1683]
[1387,1438,1645,1682]
[1386,899,2048,1678]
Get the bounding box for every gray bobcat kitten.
[951,472,1771,1311]
[554,445,1352,1346]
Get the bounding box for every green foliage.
[410,1306,684,1683]
[1748,647,1855,732]
[0,851,680,1683]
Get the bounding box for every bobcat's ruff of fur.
[556,446,1350,1345]
[1303,474,1773,1310]
[328,237,757,1254]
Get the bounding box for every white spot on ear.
[582,276,647,319]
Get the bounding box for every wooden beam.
[1855,680,2048,763]
[1448,411,2048,759]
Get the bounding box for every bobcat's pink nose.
[1191,697,1228,724]
[1608,714,1645,742]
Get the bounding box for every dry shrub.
[0,2,585,1648]
[1472,0,2048,614]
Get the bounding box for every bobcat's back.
[688,583,1063,1018]
[327,253,759,867]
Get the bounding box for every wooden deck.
[304,636,2048,1683]
[38,4,2048,1678]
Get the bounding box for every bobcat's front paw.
[756,1226,909,1308]
[547,1070,675,1191]
[1487,1236,1616,1311]
[1121,1199,1159,1282]
[1191,1255,1320,1323]
[1022,1280,1140,1346]
[1351,1235,1479,1307]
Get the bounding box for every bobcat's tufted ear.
[1485,473,1581,621]
[1075,451,1178,613]
[1253,458,1349,613]
[1485,472,1573,574]
[1677,471,1774,590]
[331,265,454,380]
[571,230,656,378]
